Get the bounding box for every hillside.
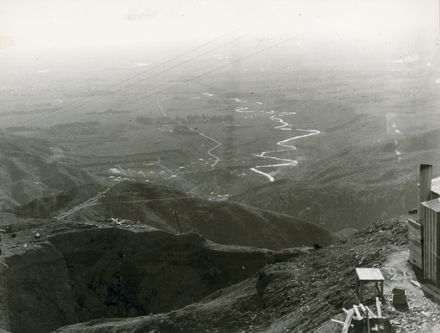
[17,181,335,250]
[232,134,440,231]
[54,217,408,333]
[0,224,304,333]
[0,133,98,211]
[3,201,440,333]
[233,178,416,232]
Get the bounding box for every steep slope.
[0,133,98,210]
[18,183,106,219]
[54,217,408,333]
[0,224,301,333]
[18,181,335,250]
[234,178,416,232]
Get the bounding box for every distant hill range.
[18,181,335,250]
[0,133,97,211]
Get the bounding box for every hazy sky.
[0,0,438,53]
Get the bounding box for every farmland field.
[1,44,440,230]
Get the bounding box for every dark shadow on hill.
[0,226,302,333]
[17,181,336,250]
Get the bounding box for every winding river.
[234,100,320,182]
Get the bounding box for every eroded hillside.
[0,224,302,333]
[55,217,408,333]
[17,181,335,250]
[0,133,98,210]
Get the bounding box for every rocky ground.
[55,217,409,333]
[1,213,440,333]
[381,250,440,333]
[0,218,304,333]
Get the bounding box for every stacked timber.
[332,298,395,333]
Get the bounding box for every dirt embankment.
[56,217,408,333]
[0,225,300,333]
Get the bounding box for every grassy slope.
[100,181,335,250]
[18,181,335,250]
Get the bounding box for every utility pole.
[173,210,181,235]
[278,193,283,215]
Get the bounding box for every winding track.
[55,188,110,221]
[234,101,320,182]
[157,100,222,168]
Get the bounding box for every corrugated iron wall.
[422,206,439,285]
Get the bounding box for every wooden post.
[376,297,382,318]
[366,309,371,333]
[365,306,376,318]
[342,309,354,333]
[173,210,181,235]
[353,305,362,320]
[419,164,433,217]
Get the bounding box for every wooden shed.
[421,199,440,285]
[409,164,440,289]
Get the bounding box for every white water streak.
[234,103,320,182]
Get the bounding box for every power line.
[125,35,300,102]
[18,26,259,127]
[67,33,302,126]
[31,33,302,167]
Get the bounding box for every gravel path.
[382,249,440,333]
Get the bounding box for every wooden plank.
[430,209,436,284]
[419,164,433,204]
[434,212,440,279]
[376,297,382,318]
[408,218,421,228]
[353,305,362,320]
[365,305,377,318]
[342,309,354,333]
[359,303,367,316]
[356,268,385,281]
[410,280,421,289]
[422,209,425,279]
[366,310,371,333]
[330,319,344,325]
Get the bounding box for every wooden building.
[420,199,440,284]
[408,217,422,268]
[409,164,440,293]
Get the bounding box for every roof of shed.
[431,176,440,196]
[422,198,440,213]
